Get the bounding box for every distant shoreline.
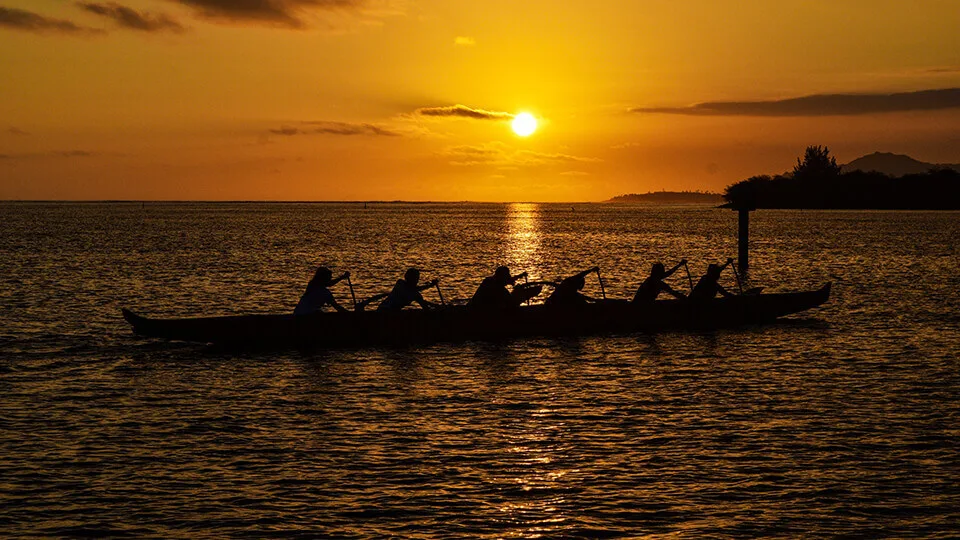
[605,191,724,204]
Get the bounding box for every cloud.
[0,6,101,34]
[170,0,387,29]
[77,2,186,33]
[0,150,98,160]
[8,127,30,136]
[632,88,960,117]
[269,121,401,137]
[443,142,600,167]
[925,67,960,74]
[415,104,514,121]
[560,171,590,176]
[454,36,475,46]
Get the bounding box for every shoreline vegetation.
[722,146,960,210]
[605,191,723,204]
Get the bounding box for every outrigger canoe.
[122,283,830,348]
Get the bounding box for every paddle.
[727,258,744,295]
[595,267,606,300]
[434,280,445,305]
[522,272,531,305]
[345,273,358,309]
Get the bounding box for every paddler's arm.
[414,288,439,310]
[330,271,350,285]
[328,296,349,312]
[717,284,736,298]
[566,266,600,281]
[662,282,687,299]
[415,278,440,292]
[511,271,529,283]
[664,259,686,278]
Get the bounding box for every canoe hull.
[123,283,830,347]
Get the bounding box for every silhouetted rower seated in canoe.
[468,266,534,309]
[544,267,600,308]
[632,260,687,305]
[377,268,439,311]
[293,267,349,315]
[688,260,737,302]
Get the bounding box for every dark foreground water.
[1,202,958,538]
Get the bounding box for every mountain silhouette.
[841,152,960,176]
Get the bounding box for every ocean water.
[1,202,957,538]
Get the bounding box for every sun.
[511,112,537,137]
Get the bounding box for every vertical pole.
[738,208,750,277]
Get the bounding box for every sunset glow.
[1,1,958,201]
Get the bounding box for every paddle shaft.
[595,268,606,300]
[683,261,694,291]
[435,282,445,305]
[729,260,744,294]
[346,275,358,307]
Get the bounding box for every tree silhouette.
[793,145,841,180]
[722,145,960,209]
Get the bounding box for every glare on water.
[1,202,958,538]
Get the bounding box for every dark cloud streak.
[0,150,98,160]
[270,121,400,137]
[0,6,101,34]
[78,2,186,33]
[633,88,960,117]
[416,104,514,120]
[172,0,364,29]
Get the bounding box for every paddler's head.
[706,264,722,279]
[651,262,666,278]
[404,267,420,286]
[313,266,334,286]
[494,266,513,286]
[572,275,586,290]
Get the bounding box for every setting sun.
[511,113,538,137]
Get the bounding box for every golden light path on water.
[505,203,542,280]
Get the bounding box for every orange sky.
[2,0,959,201]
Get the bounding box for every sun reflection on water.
[505,203,542,274]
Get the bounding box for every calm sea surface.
[1,202,958,538]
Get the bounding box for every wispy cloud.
[924,67,960,74]
[0,6,101,34]
[269,121,401,137]
[0,150,99,160]
[416,104,514,121]
[171,0,393,29]
[632,88,960,117]
[7,127,30,136]
[454,36,475,46]
[78,2,186,33]
[443,142,600,167]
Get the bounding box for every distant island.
[723,146,960,210]
[607,191,723,204]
